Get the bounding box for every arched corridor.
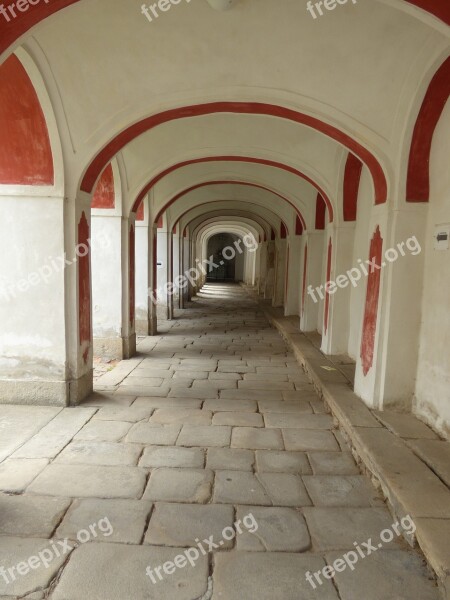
[0,0,449,598]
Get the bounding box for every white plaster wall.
[0,197,66,380]
[414,99,450,438]
[91,216,122,339]
[156,231,169,317]
[347,167,374,359]
[135,223,149,331]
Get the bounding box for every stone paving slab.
[206,448,254,471]
[133,397,202,409]
[326,549,440,600]
[0,458,49,493]
[27,464,147,499]
[51,543,209,600]
[11,408,96,460]
[243,372,288,381]
[217,365,256,373]
[238,380,295,391]
[203,399,257,412]
[192,380,237,391]
[54,441,142,466]
[258,472,312,506]
[74,420,132,442]
[302,475,382,507]
[212,411,264,427]
[116,385,171,397]
[143,468,213,503]
[0,494,70,537]
[177,425,231,447]
[145,503,234,548]
[231,427,284,450]
[55,498,152,545]
[120,377,164,387]
[168,388,218,399]
[173,371,208,380]
[415,517,450,580]
[283,429,340,451]
[149,408,212,426]
[221,389,283,401]
[255,450,312,474]
[407,439,450,487]
[258,400,313,414]
[264,413,333,429]
[125,423,181,445]
[213,471,271,505]
[354,427,450,518]
[209,372,242,380]
[212,552,340,600]
[374,410,439,440]
[139,446,204,469]
[235,506,311,552]
[310,399,327,413]
[307,451,359,475]
[0,537,70,598]
[0,406,62,462]
[129,369,175,378]
[92,406,154,422]
[80,392,136,407]
[303,507,403,551]
[282,390,316,402]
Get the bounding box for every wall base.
[0,379,70,406]
[93,337,124,360]
[135,319,149,335]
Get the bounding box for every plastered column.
[285,235,302,316]
[135,217,150,334]
[321,226,355,355]
[300,231,324,332]
[355,208,426,411]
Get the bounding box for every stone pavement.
[0,284,440,599]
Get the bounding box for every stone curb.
[261,304,450,599]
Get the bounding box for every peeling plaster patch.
[0,355,65,379]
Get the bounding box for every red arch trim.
[343,153,363,220]
[153,180,306,231]
[175,202,283,238]
[315,194,326,230]
[0,55,53,185]
[81,103,386,209]
[406,56,450,202]
[188,211,272,238]
[134,158,327,223]
[0,1,448,58]
[91,163,114,209]
[405,0,450,24]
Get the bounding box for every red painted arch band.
[152,180,306,230]
[134,159,328,223]
[407,56,450,202]
[81,103,386,210]
[191,214,270,238]
[0,55,53,185]
[176,201,285,238]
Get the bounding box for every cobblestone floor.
[0,284,439,599]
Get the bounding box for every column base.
[69,370,94,406]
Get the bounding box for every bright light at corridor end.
[206,0,238,10]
